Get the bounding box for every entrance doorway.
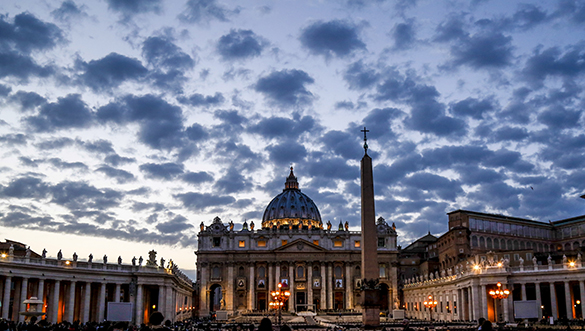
[257,292,266,311]
[379,283,389,312]
[209,284,222,312]
[296,292,306,312]
[334,292,344,310]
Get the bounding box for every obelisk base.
[362,288,380,328]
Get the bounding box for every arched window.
[494,238,500,250]
[520,241,525,250]
[238,266,245,276]
[281,266,288,277]
[514,241,520,250]
[487,238,493,249]
[313,266,320,277]
[479,237,485,248]
[212,266,221,279]
[574,242,580,250]
[334,266,342,278]
[472,236,478,247]
[565,243,571,251]
[297,266,305,279]
[355,266,361,277]
[258,266,266,278]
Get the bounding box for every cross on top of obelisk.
[361,126,369,153]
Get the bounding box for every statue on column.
[547,255,553,265]
[161,257,165,268]
[42,248,47,258]
[327,221,332,231]
[229,220,234,231]
[88,253,93,263]
[533,256,538,266]
[562,254,568,264]
[57,249,62,260]
[200,222,204,232]
[345,221,349,231]
[103,255,108,264]
[118,256,122,265]
[73,252,78,262]
[250,221,255,230]
[8,244,13,256]
[25,246,31,258]
[132,256,137,266]
[139,256,143,266]
[519,257,524,266]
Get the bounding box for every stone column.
[52,280,61,323]
[307,264,313,311]
[227,263,234,311]
[580,281,585,320]
[345,263,352,309]
[521,283,526,301]
[471,285,480,321]
[481,285,488,320]
[289,264,295,312]
[83,283,91,323]
[275,263,281,287]
[450,290,455,321]
[115,283,121,303]
[268,264,274,298]
[565,281,573,319]
[2,276,11,319]
[503,296,510,322]
[37,279,45,304]
[320,264,326,310]
[467,288,473,321]
[19,277,29,322]
[199,263,208,317]
[535,282,542,319]
[327,263,333,309]
[135,284,143,325]
[67,281,76,322]
[249,264,255,311]
[550,282,558,320]
[165,285,173,322]
[98,282,106,322]
[158,286,164,314]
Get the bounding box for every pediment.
[273,238,328,253]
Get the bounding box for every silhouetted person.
[258,318,272,331]
[481,320,492,331]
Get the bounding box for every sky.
[1,0,585,279]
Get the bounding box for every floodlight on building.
[473,265,480,271]
[0,253,6,258]
[497,262,502,267]
[570,261,576,267]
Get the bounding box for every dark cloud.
[178,0,238,25]
[0,176,50,199]
[299,20,365,58]
[49,181,123,210]
[491,126,529,142]
[51,0,88,22]
[142,35,195,91]
[248,115,317,140]
[131,202,165,212]
[106,0,162,17]
[306,156,357,180]
[48,158,88,171]
[185,123,209,142]
[18,157,39,168]
[497,87,533,124]
[217,29,267,61]
[156,215,193,233]
[343,60,380,90]
[213,167,250,194]
[0,84,11,96]
[174,192,235,210]
[0,51,54,81]
[537,105,581,130]
[455,165,504,185]
[267,140,308,166]
[9,91,46,112]
[390,19,417,51]
[97,94,185,150]
[449,97,495,119]
[182,171,214,184]
[554,0,585,24]
[34,137,74,150]
[95,165,135,184]
[178,92,224,107]
[334,101,355,110]
[0,13,64,54]
[254,69,314,107]
[402,172,463,201]
[104,154,136,167]
[321,130,362,160]
[0,133,27,145]
[25,94,94,132]
[139,162,184,180]
[360,107,403,142]
[77,53,148,92]
[448,31,514,69]
[521,45,585,87]
[433,14,468,42]
[510,4,548,30]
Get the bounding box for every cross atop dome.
[284,166,299,190]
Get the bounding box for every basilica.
[195,168,399,317]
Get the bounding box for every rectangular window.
[281,240,288,246]
[213,237,221,247]
[379,264,386,278]
[526,253,532,260]
[313,240,319,246]
[504,254,510,260]
[334,240,343,247]
[238,240,245,248]
[454,301,457,314]
[258,240,266,247]
[354,240,361,248]
[514,253,519,261]
[378,237,385,247]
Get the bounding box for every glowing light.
[489,282,510,300]
[152,305,156,309]
[0,254,6,258]
[577,300,581,305]
[570,261,576,267]
[473,265,480,270]
[65,261,70,265]
[497,262,502,267]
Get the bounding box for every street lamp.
[423,295,438,321]
[489,282,510,322]
[270,283,290,326]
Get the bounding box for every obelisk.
[360,127,380,328]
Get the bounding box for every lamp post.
[270,283,290,327]
[489,282,510,322]
[423,295,438,321]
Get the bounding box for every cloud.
[343,60,380,90]
[0,176,50,199]
[0,133,27,146]
[51,0,88,22]
[178,92,224,108]
[299,20,365,58]
[537,105,582,130]
[174,192,235,210]
[139,162,184,180]
[254,69,314,107]
[433,14,468,42]
[9,91,46,112]
[449,97,495,119]
[0,13,64,54]
[49,181,123,210]
[178,0,238,25]
[76,53,148,92]
[185,123,209,142]
[106,0,162,18]
[25,94,94,132]
[390,19,417,51]
[521,45,585,87]
[267,140,308,166]
[156,215,193,233]
[95,165,136,184]
[248,115,317,140]
[182,171,214,184]
[213,167,250,194]
[48,158,88,171]
[142,35,195,91]
[402,172,463,201]
[448,31,514,69]
[104,154,136,166]
[217,29,267,61]
[321,130,362,160]
[0,51,54,81]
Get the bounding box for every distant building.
[195,168,399,317]
[402,209,585,322]
[0,240,193,324]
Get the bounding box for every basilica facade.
[195,169,399,317]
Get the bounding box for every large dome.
[261,167,323,229]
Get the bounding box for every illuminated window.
[313,240,319,246]
[258,240,266,247]
[334,240,343,247]
[282,240,288,246]
[238,240,245,248]
[379,264,386,278]
[354,240,361,248]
